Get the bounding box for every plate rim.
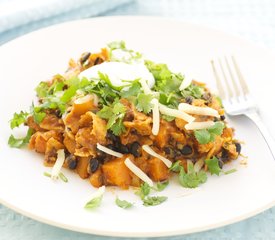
[1,15,275,237]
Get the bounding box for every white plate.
[1,16,275,237]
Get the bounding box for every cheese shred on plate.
[151,98,160,135]
[179,103,219,117]
[159,103,195,123]
[96,143,123,158]
[142,145,172,168]
[124,158,154,187]
[185,121,215,130]
[51,149,65,180]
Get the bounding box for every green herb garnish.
[143,196,168,207]
[97,101,127,136]
[135,93,153,114]
[135,182,151,199]
[205,156,222,176]
[59,172,68,183]
[155,181,169,191]
[194,122,225,144]
[179,161,207,188]
[181,83,204,99]
[43,172,51,177]
[85,194,103,210]
[9,111,29,129]
[223,168,237,175]
[8,128,33,148]
[115,197,133,209]
[169,160,182,172]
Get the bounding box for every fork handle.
[245,111,275,160]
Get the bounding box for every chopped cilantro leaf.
[115,197,133,209]
[35,81,49,98]
[135,93,153,114]
[98,71,123,91]
[161,114,175,122]
[8,128,33,148]
[97,101,126,136]
[145,60,183,107]
[10,111,29,129]
[179,161,207,188]
[208,122,224,135]
[120,81,141,98]
[108,40,126,50]
[156,181,169,191]
[143,196,167,207]
[181,84,204,99]
[194,129,211,144]
[205,156,222,176]
[169,160,182,172]
[135,182,151,199]
[223,168,237,175]
[84,194,103,210]
[60,85,78,103]
[31,104,46,124]
[194,122,225,144]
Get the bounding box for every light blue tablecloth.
[1,0,275,239]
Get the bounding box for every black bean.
[66,154,77,170]
[218,159,224,169]
[221,148,229,162]
[163,147,176,158]
[129,142,141,157]
[96,150,106,161]
[106,131,118,142]
[106,144,117,151]
[164,147,172,155]
[80,52,91,64]
[235,142,241,154]
[180,145,193,155]
[220,115,226,121]
[117,144,129,154]
[94,57,101,65]
[89,158,100,173]
[185,96,193,104]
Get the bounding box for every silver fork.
[211,56,275,160]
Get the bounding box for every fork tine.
[218,58,233,99]
[211,60,226,99]
[231,56,249,95]
[224,56,240,97]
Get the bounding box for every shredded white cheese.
[158,103,195,123]
[139,78,152,95]
[194,159,204,172]
[142,145,172,168]
[151,98,160,135]
[85,186,106,205]
[74,94,93,105]
[96,143,123,158]
[185,121,215,130]
[178,103,219,117]
[51,149,65,180]
[124,158,154,187]
[179,75,192,90]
